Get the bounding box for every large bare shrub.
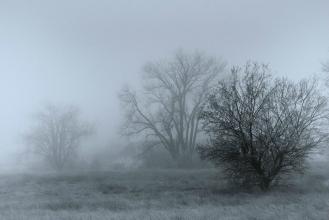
[200,62,328,190]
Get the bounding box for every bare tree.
[120,50,225,165]
[200,62,328,190]
[25,104,93,171]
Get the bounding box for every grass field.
[0,162,328,220]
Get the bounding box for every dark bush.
[199,62,328,190]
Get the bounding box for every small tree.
[25,104,93,171]
[120,50,225,166]
[200,62,328,190]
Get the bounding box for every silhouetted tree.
[120,50,225,166]
[200,62,328,190]
[25,104,93,171]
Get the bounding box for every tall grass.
[0,162,328,219]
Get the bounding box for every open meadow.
[0,162,328,220]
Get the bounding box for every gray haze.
[0,0,329,168]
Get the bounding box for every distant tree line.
[120,50,329,190]
[24,50,329,191]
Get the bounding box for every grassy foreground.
[0,162,328,220]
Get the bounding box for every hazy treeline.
[22,49,329,190]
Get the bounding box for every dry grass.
[0,162,328,219]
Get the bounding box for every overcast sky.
[0,0,329,167]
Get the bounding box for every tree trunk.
[259,177,271,191]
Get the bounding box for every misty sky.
[0,0,329,167]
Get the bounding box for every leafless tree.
[120,50,225,165]
[25,104,93,171]
[199,62,328,190]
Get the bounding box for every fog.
[1,0,329,169]
[2,1,329,219]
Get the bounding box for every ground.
[0,162,328,220]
